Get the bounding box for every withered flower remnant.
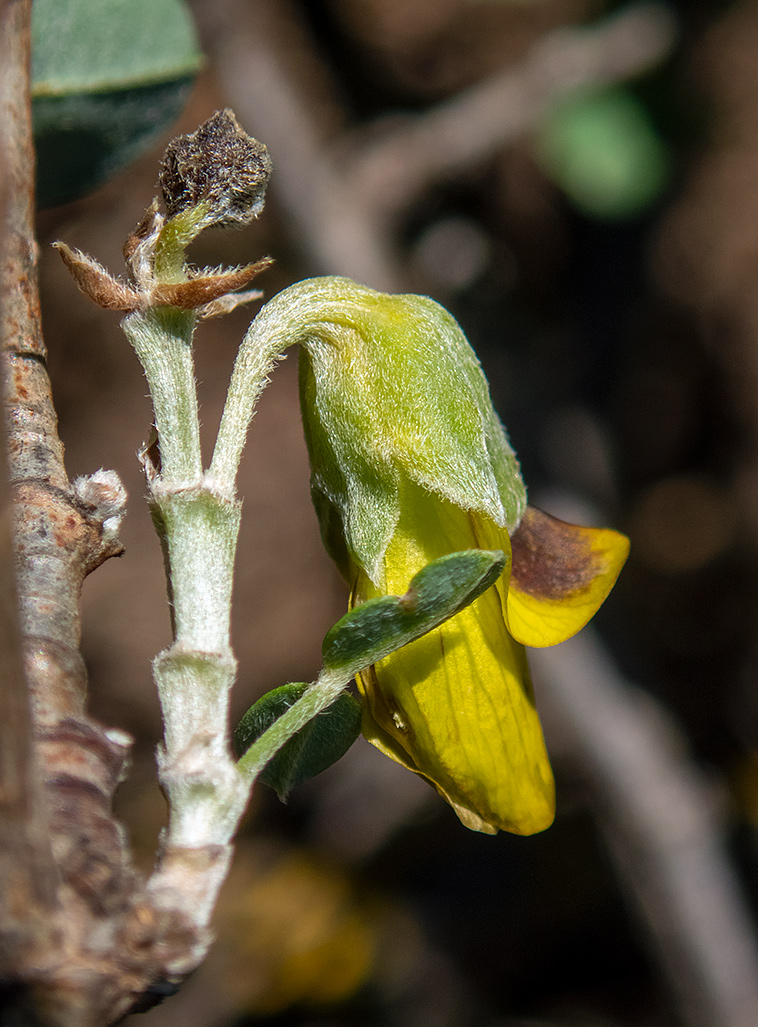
[55,110,273,316]
[159,108,273,228]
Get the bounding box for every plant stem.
[150,485,247,847]
[124,305,249,849]
[210,278,351,490]
[153,204,211,283]
[153,487,240,652]
[208,301,287,491]
[122,307,203,484]
[132,283,374,843]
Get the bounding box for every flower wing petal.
[506,506,629,648]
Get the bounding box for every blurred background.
[32,0,758,1024]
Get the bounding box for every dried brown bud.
[159,109,272,228]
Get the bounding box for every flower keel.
[355,484,555,836]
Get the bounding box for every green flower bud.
[297,277,526,585]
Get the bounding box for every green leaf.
[33,84,195,208]
[534,87,670,220]
[234,684,362,800]
[31,0,202,207]
[32,0,202,95]
[322,549,506,676]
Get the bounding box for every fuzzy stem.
[122,307,203,484]
[152,486,240,651]
[210,278,355,490]
[124,305,250,850]
[209,306,286,490]
[149,483,248,848]
[153,203,212,283]
[153,645,247,847]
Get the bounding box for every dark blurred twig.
[192,0,676,289]
[347,3,677,221]
[532,629,758,1027]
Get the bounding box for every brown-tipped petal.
[150,257,273,310]
[53,242,141,311]
[506,506,629,648]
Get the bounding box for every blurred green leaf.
[321,549,506,676]
[31,0,202,208]
[234,684,362,800]
[32,0,202,94]
[535,87,670,220]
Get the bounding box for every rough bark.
[0,2,197,1022]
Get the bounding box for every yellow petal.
[355,483,555,835]
[505,506,630,648]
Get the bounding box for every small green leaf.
[31,0,202,207]
[534,86,670,220]
[234,684,362,800]
[322,549,506,676]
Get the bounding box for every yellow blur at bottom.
[213,845,374,1015]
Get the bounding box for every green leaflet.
[234,684,362,800]
[322,549,506,676]
[32,0,202,94]
[234,550,505,798]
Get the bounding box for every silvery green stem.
[122,307,203,484]
[124,306,249,850]
[210,278,349,490]
[150,485,249,847]
[152,486,239,652]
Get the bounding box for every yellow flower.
[296,276,629,836]
[353,482,628,835]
